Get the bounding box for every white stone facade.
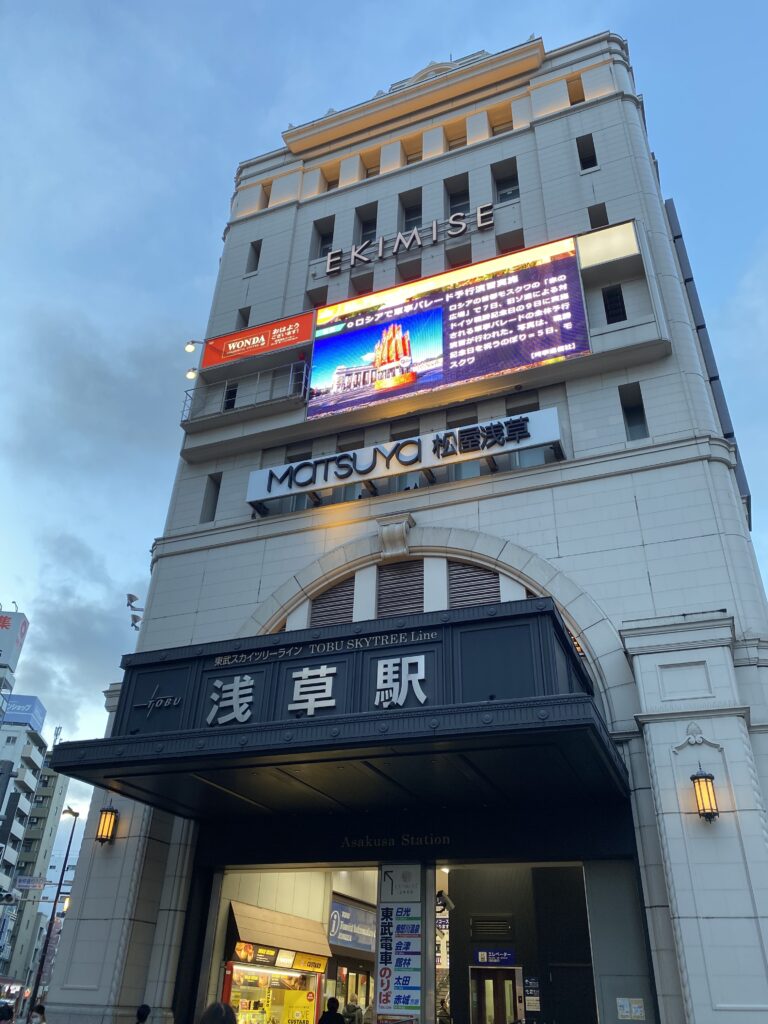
[48,31,768,1024]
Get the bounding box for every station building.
[50,31,768,1024]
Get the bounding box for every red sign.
[202,312,315,369]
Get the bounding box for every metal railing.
[182,361,309,422]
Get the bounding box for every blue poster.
[329,898,377,953]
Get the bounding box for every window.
[223,384,238,411]
[5,737,15,745]
[602,285,627,324]
[449,561,502,609]
[400,190,422,232]
[567,75,585,105]
[336,430,366,452]
[396,257,421,283]
[22,840,33,852]
[313,216,336,259]
[403,136,422,164]
[505,391,539,416]
[492,158,519,203]
[445,120,467,150]
[236,306,250,330]
[445,173,470,216]
[390,417,421,441]
[325,178,339,191]
[488,104,514,136]
[446,404,478,429]
[588,203,609,229]
[28,817,39,826]
[200,473,222,524]
[356,204,378,245]
[619,383,649,440]
[377,561,424,617]
[310,576,355,627]
[245,239,262,274]
[576,134,598,171]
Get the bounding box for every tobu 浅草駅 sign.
[246,407,561,508]
[201,311,315,369]
[308,238,590,419]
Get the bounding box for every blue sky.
[1,1,767,810]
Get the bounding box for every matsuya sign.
[246,407,561,507]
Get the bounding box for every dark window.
[446,405,477,429]
[400,191,422,232]
[390,417,421,441]
[567,76,585,105]
[602,285,627,324]
[446,126,467,150]
[310,576,355,627]
[448,188,470,216]
[357,204,378,245]
[576,134,598,171]
[493,159,519,203]
[619,383,649,440]
[505,392,539,416]
[200,473,222,524]
[377,561,424,617]
[325,178,339,191]
[588,203,609,228]
[246,240,262,274]
[236,306,250,330]
[223,384,238,411]
[313,216,336,259]
[396,257,421,283]
[336,430,366,452]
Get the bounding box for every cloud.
[11,532,141,744]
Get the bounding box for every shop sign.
[276,949,296,968]
[293,952,328,973]
[0,612,29,674]
[473,949,516,966]
[329,899,376,953]
[616,997,645,1021]
[234,943,278,965]
[377,866,422,1017]
[524,976,540,1012]
[201,311,315,369]
[247,408,560,508]
[324,206,495,276]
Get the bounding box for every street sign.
[16,877,47,890]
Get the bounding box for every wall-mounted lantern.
[95,803,119,844]
[690,765,719,822]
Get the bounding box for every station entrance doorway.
[194,858,642,1024]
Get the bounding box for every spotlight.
[126,594,144,611]
[186,368,198,381]
[184,339,202,353]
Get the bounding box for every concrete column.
[423,558,448,612]
[353,565,378,621]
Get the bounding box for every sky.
[1,0,767,816]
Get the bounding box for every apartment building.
[51,31,768,1024]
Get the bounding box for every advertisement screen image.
[308,238,590,419]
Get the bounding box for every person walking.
[136,1006,151,1024]
[437,999,451,1024]
[343,993,363,1024]
[319,997,345,1024]
[198,1004,236,1024]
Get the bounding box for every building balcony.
[20,744,44,771]
[13,767,37,794]
[7,818,25,843]
[2,847,18,868]
[181,361,309,433]
[15,795,31,818]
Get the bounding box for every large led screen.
[308,237,590,419]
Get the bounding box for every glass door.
[470,969,520,1024]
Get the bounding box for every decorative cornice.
[635,705,750,727]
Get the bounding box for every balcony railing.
[182,362,309,423]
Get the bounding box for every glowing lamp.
[95,804,119,844]
[185,368,198,381]
[690,765,719,822]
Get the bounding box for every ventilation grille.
[471,917,514,940]
[377,561,424,617]
[448,560,501,609]
[310,576,355,627]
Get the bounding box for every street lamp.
[27,806,79,1015]
[690,764,719,822]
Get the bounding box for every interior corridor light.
[690,764,719,822]
[96,803,119,844]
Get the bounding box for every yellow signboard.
[292,952,328,973]
[283,990,315,1024]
